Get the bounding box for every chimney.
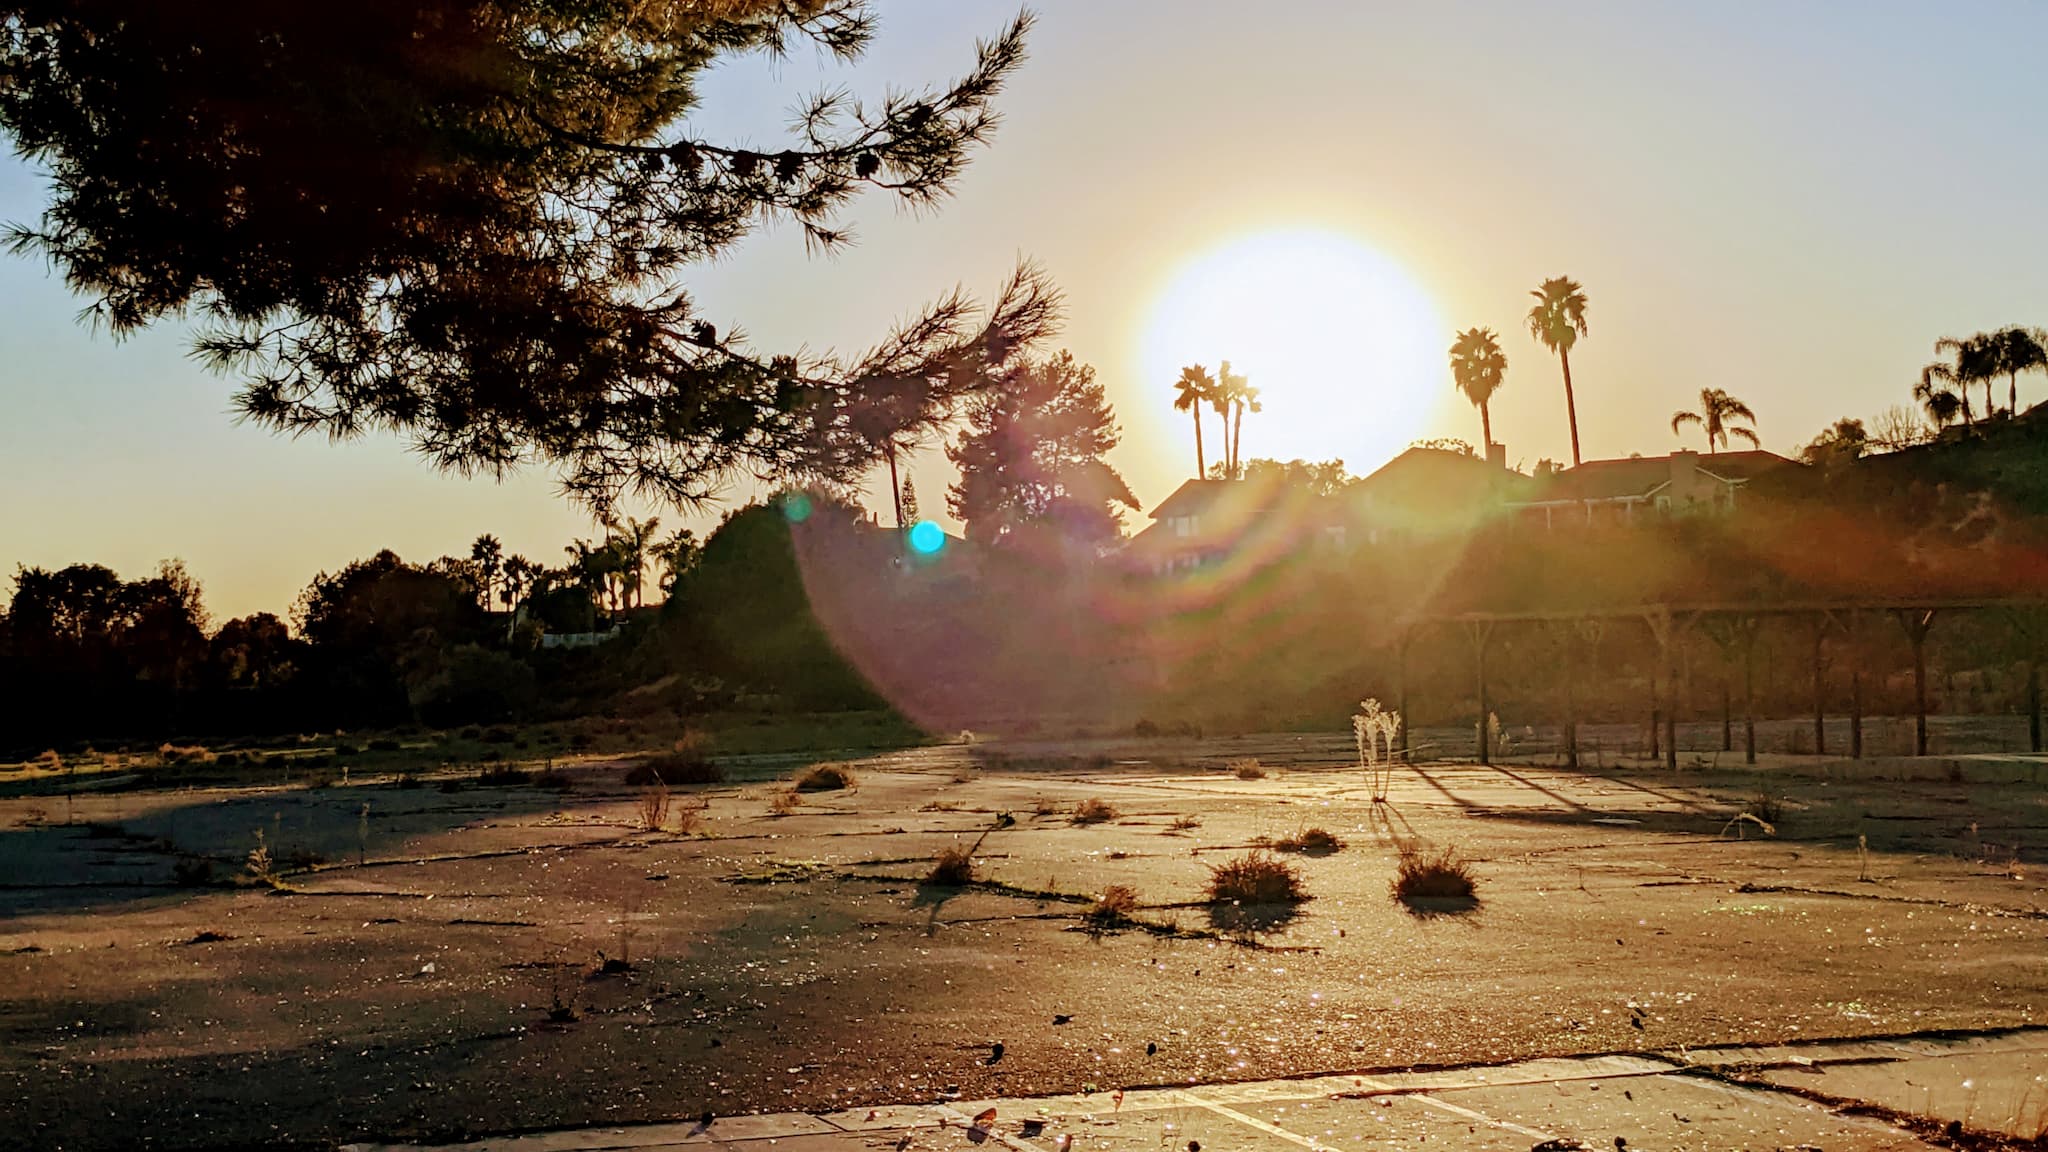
[1485,441,1507,469]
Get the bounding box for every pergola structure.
[1393,598,2048,768]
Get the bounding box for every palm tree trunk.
[885,445,904,529]
[1232,402,1244,477]
[1561,347,1582,467]
[1480,401,1493,455]
[1193,408,1205,479]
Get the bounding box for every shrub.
[793,763,854,792]
[1071,798,1118,825]
[625,736,723,785]
[1085,884,1140,927]
[1229,758,1266,780]
[926,844,976,886]
[477,764,531,787]
[411,648,538,728]
[1272,827,1343,855]
[1392,844,1477,906]
[1132,718,1161,738]
[1206,851,1306,907]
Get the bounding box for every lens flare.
[907,520,946,555]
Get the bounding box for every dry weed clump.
[794,763,855,792]
[637,782,672,831]
[1085,884,1141,928]
[1071,798,1118,825]
[625,734,723,785]
[768,789,801,816]
[1272,827,1344,855]
[670,799,708,836]
[157,743,217,765]
[927,843,977,886]
[1392,843,1477,907]
[1229,758,1267,780]
[1205,851,1306,907]
[1167,814,1201,833]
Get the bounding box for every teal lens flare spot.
[781,492,813,523]
[907,520,945,555]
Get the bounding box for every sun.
[1139,228,1450,477]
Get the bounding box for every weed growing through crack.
[1229,758,1266,780]
[1271,827,1344,856]
[768,790,801,817]
[1085,884,1141,928]
[1353,698,1402,802]
[638,780,672,831]
[1032,798,1059,817]
[1392,842,1477,909]
[927,843,977,886]
[1071,798,1118,825]
[1167,814,1201,833]
[1206,851,1306,906]
[794,763,855,792]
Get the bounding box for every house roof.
[1520,450,1796,504]
[1350,447,1530,524]
[1146,478,1236,521]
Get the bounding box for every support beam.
[1896,608,1937,757]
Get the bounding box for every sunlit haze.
[8,0,2048,616]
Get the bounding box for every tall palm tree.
[469,534,502,611]
[1526,277,1590,466]
[1448,327,1508,452]
[1172,364,1217,479]
[1991,326,2048,416]
[614,516,660,610]
[1934,334,2000,423]
[1670,388,1760,453]
[1217,361,1258,477]
[500,554,535,610]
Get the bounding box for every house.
[1509,449,1796,529]
[1346,446,1531,545]
[1121,447,1526,576]
[1120,476,1346,576]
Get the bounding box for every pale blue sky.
[5,1,2048,617]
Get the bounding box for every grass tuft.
[793,763,855,792]
[1392,843,1477,907]
[768,789,801,817]
[1071,798,1118,825]
[1229,758,1267,780]
[1271,827,1344,855]
[1084,884,1141,928]
[1205,851,1307,906]
[926,843,977,886]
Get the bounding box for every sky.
[6,1,2048,620]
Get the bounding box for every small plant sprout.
[1353,698,1402,802]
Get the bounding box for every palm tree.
[1448,327,1508,452]
[500,554,535,610]
[1217,361,1258,477]
[1920,388,1965,430]
[1670,388,1760,453]
[470,534,502,611]
[1991,326,2048,416]
[649,528,699,599]
[1934,334,2000,423]
[1172,364,1217,479]
[614,516,660,610]
[1921,338,1986,427]
[1526,277,1590,466]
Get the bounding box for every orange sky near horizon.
[5,1,2048,620]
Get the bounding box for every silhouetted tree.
[650,529,701,598]
[210,612,299,690]
[1671,388,1760,453]
[1931,334,2000,424]
[947,351,1137,548]
[1172,365,1217,480]
[1218,361,1258,479]
[1239,458,1355,496]
[295,551,486,724]
[1526,277,1590,466]
[1800,418,1868,470]
[1449,327,1507,452]
[0,4,1055,513]
[1990,325,2048,415]
[470,535,503,610]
